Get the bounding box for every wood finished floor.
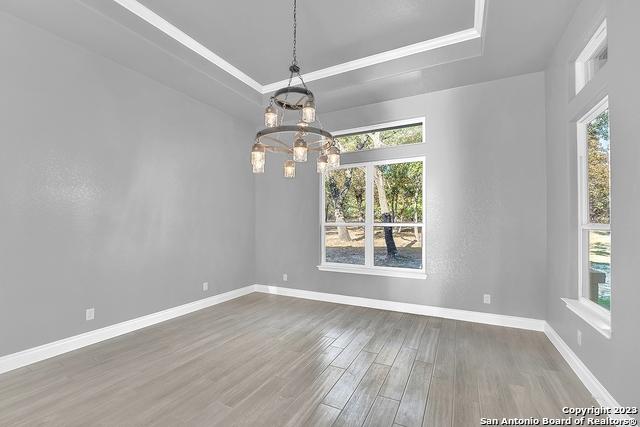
[0,293,597,426]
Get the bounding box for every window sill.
[317,264,427,280]
[562,298,611,339]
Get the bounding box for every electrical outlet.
[86,308,95,321]
[283,273,288,282]
[483,294,491,304]
[203,282,209,291]
[577,329,582,346]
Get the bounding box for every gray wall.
[545,0,639,407]
[0,12,255,356]
[256,72,548,320]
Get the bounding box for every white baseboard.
[544,323,629,419]
[253,284,546,331]
[0,285,255,375]
[256,284,628,416]
[1,282,625,419]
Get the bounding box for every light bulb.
[264,105,277,128]
[302,100,316,123]
[327,146,340,168]
[317,154,328,174]
[283,160,295,178]
[293,137,308,162]
[251,143,266,165]
[252,161,264,174]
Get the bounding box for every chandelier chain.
[291,0,297,66]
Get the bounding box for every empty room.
[0,0,638,425]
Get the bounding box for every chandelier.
[251,0,340,178]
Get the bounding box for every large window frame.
[572,96,611,337]
[318,156,427,279]
[332,117,425,153]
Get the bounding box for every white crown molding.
[109,0,486,94]
[260,27,481,94]
[544,323,631,420]
[0,285,255,375]
[254,284,545,331]
[110,0,263,92]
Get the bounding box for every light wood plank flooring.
[0,293,597,426]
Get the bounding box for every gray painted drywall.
[255,72,548,320]
[0,12,255,357]
[545,0,639,407]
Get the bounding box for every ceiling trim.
[111,0,264,92]
[111,0,486,95]
[261,27,481,94]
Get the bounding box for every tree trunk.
[413,192,420,241]
[334,206,351,241]
[371,132,397,258]
[327,171,353,242]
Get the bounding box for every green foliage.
[587,110,610,224]
[335,124,422,153]
[374,162,423,222]
[324,162,423,225]
[324,168,365,222]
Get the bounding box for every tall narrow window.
[578,97,611,313]
[575,20,607,94]
[320,157,426,279]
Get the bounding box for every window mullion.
[365,164,374,267]
[320,173,326,265]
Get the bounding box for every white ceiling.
[0,0,580,122]
[136,0,476,85]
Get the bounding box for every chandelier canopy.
[251,0,340,178]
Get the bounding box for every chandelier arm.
[266,146,291,154]
[296,71,310,92]
[256,125,333,141]
[293,94,305,109]
[261,135,292,150]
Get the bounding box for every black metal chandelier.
[251,0,340,178]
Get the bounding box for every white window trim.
[574,19,607,95]
[566,96,611,338]
[332,117,426,153]
[318,156,427,279]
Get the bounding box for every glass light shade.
[283,160,296,178]
[317,154,328,174]
[251,143,266,165]
[327,146,340,168]
[252,160,265,174]
[293,138,308,162]
[301,100,316,123]
[264,105,277,128]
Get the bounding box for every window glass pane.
[373,161,423,223]
[587,230,611,310]
[588,45,608,76]
[374,226,422,269]
[586,109,610,224]
[335,123,422,153]
[325,226,365,265]
[324,167,366,222]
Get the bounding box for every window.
[320,157,426,279]
[333,118,424,153]
[576,97,611,330]
[575,20,607,94]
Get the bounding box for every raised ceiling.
[0,0,580,121]
[136,0,476,86]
